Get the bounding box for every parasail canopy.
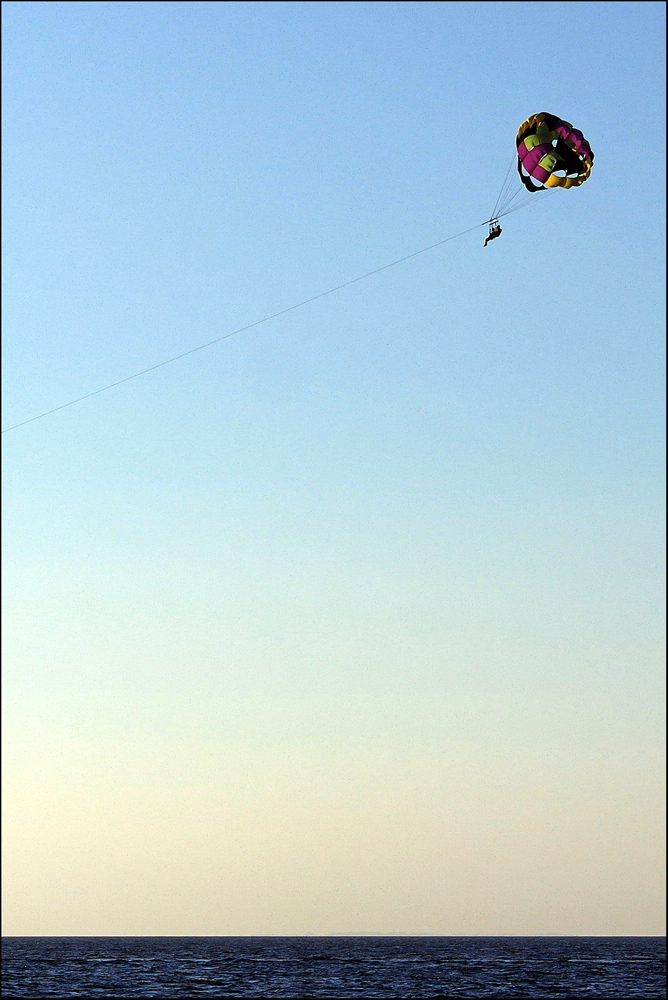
[516,112,594,191]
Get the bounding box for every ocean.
[1,935,665,997]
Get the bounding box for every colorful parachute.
[516,112,594,191]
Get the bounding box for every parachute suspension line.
[2,221,488,434]
[497,183,527,215]
[496,187,553,220]
[489,154,518,222]
[489,152,556,221]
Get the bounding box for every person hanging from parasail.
[484,220,502,246]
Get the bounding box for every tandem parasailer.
[483,220,502,247]
[485,112,594,246]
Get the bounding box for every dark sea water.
[1,936,665,998]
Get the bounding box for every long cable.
[2,220,487,434]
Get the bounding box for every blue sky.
[2,1,665,934]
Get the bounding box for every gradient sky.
[2,1,665,935]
